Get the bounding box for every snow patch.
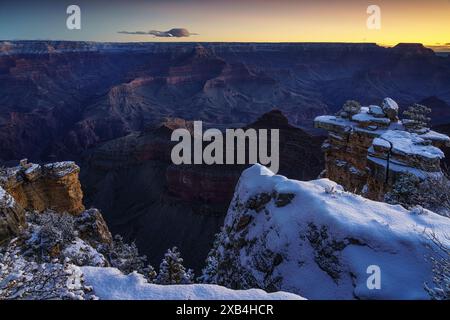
[44,161,79,177]
[352,113,390,125]
[378,130,444,159]
[81,266,304,300]
[369,105,384,116]
[24,163,40,175]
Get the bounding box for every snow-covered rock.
[0,160,85,215]
[80,266,304,300]
[373,130,444,160]
[369,105,385,118]
[382,98,399,121]
[352,112,390,125]
[202,164,450,300]
[314,99,449,201]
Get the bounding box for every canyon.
[81,110,324,270]
[1,41,450,163]
[1,41,450,272]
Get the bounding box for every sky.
[0,0,449,50]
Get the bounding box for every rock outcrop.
[202,164,450,299]
[0,160,86,243]
[0,160,85,215]
[314,98,450,201]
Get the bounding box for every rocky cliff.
[433,122,450,172]
[0,160,86,243]
[0,186,25,244]
[314,98,450,201]
[201,164,450,299]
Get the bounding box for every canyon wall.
[1,41,450,163]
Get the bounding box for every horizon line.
[1,39,449,52]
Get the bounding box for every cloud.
[118,28,197,38]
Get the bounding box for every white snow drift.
[80,266,303,300]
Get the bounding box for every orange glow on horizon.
[112,0,449,50]
[1,0,448,50]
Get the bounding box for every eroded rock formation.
[2,41,450,162]
[314,98,450,201]
[0,160,86,242]
[0,161,85,215]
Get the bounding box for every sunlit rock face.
[0,160,89,243]
[0,161,85,215]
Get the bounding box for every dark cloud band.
[118,28,197,38]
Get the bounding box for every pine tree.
[199,255,219,284]
[155,247,194,285]
[425,232,450,300]
[337,100,361,118]
[109,235,148,274]
[146,265,157,283]
[402,103,431,133]
[199,231,225,284]
[182,268,195,284]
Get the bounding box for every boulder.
[382,98,399,121]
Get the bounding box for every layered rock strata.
[0,160,86,242]
[314,98,450,200]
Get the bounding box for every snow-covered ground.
[205,164,450,300]
[80,266,304,300]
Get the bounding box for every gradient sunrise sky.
[0,0,449,50]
